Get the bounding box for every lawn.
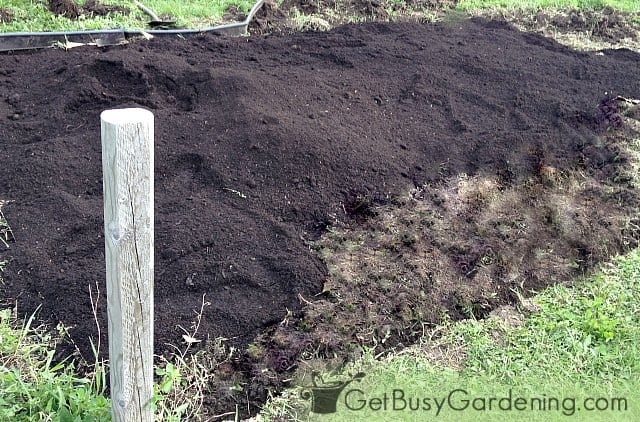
[0,0,256,32]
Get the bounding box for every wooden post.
[101,108,154,422]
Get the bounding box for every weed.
[152,295,239,420]
[0,307,110,420]
[290,8,332,31]
[247,342,265,360]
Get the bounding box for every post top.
[101,108,154,124]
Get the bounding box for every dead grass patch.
[245,98,640,390]
[470,7,640,52]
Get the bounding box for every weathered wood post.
[101,108,154,422]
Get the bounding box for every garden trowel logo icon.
[300,371,366,414]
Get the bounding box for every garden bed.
[1,12,639,418]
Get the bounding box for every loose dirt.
[47,0,81,19]
[47,0,129,19]
[0,8,13,24]
[83,0,129,18]
[1,18,639,416]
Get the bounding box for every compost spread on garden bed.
[1,18,640,415]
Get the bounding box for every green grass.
[261,247,640,421]
[0,0,255,32]
[2,0,136,32]
[0,305,214,421]
[456,0,640,13]
[0,308,110,420]
[142,0,255,27]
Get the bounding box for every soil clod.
[48,0,81,18]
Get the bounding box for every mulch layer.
[1,18,639,416]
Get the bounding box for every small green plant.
[580,296,622,342]
[151,362,189,421]
[247,342,264,360]
[150,296,237,420]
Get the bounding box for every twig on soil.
[88,282,101,356]
[223,187,247,199]
[88,281,107,393]
[174,293,210,357]
[0,205,16,247]
[280,308,292,326]
[298,293,313,306]
[616,96,640,105]
[209,410,237,419]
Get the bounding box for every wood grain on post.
[101,108,154,422]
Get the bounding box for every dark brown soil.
[250,0,291,35]
[0,8,13,24]
[270,95,640,363]
[48,0,81,19]
[1,19,639,417]
[83,0,129,18]
[222,5,247,22]
[47,0,128,20]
